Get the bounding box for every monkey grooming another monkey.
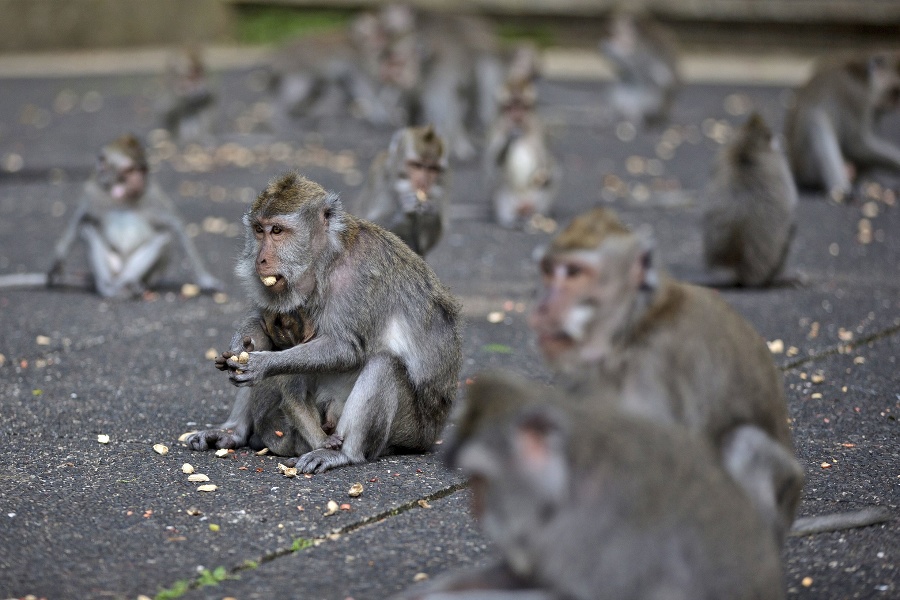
[187,173,462,473]
[356,125,449,256]
[531,207,888,543]
[484,77,559,229]
[47,134,222,299]
[599,12,680,127]
[702,113,798,287]
[785,51,900,201]
[396,371,785,600]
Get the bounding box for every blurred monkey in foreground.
[484,76,559,229]
[47,134,222,298]
[395,371,785,600]
[356,125,449,256]
[599,12,680,126]
[159,46,216,142]
[703,113,798,286]
[529,207,889,541]
[785,51,900,201]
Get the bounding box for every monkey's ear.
[321,193,344,227]
[531,244,547,263]
[633,226,659,291]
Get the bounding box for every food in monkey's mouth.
[262,275,278,287]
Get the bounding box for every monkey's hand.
[226,350,271,386]
[185,429,244,451]
[47,259,64,286]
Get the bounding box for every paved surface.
[0,48,898,600]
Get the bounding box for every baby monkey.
[48,134,222,298]
[356,125,449,256]
[702,113,798,286]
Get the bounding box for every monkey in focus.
[484,76,559,229]
[355,125,448,256]
[187,173,462,473]
[47,134,223,299]
[397,371,785,600]
[785,51,900,201]
[529,207,890,541]
[599,12,680,126]
[159,46,216,142]
[702,112,798,287]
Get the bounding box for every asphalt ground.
[0,47,898,600]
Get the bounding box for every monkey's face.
[97,153,146,203]
[530,243,643,369]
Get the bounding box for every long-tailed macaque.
[484,77,558,228]
[785,51,900,201]
[356,125,448,256]
[47,134,222,299]
[395,371,785,600]
[599,12,680,126]
[702,113,798,286]
[529,207,889,541]
[186,173,462,473]
[159,46,216,142]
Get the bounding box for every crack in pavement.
[781,320,900,372]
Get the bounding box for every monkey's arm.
[147,185,223,292]
[48,190,92,282]
[227,334,359,386]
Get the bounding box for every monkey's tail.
[0,272,93,290]
[790,506,891,537]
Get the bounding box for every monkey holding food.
[188,173,462,473]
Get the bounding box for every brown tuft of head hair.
[250,172,327,217]
[109,134,148,171]
[549,207,632,252]
[412,125,445,164]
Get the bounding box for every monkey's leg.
[721,425,804,545]
[116,231,172,295]
[392,561,542,600]
[809,110,851,200]
[80,225,127,298]
[186,387,256,451]
[289,355,407,473]
[851,135,900,174]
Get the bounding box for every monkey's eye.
[254,224,264,235]
[407,160,424,171]
[426,164,443,174]
[271,225,282,235]
[564,264,583,278]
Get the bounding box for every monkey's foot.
[185,429,245,451]
[289,448,352,474]
[322,434,343,450]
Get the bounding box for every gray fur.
[398,372,784,600]
[48,140,222,299]
[785,52,900,200]
[702,113,798,286]
[188,173,461,473]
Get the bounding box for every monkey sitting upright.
[785,51,900,201]
[356,125,449,256]
[599,12,680,127]
[702,113,798,286]
[48,134,222,299]
[187,173,462,473]
[395,371,785,600]
[528,207,889,542]
[159,46,216,142]
[483,76,559,229]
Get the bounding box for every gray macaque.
[484,76,559,228]
[187,173,462,473]
[356,125,449,256]
[48,134,222,299]
[159,46,216,142]
[397,371,785,600]
[599,12,680,126]
[529,207,889,541]
[702,113,798,286]
[785,51,900,201]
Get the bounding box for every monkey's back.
[620,280,793,451]
[541,409,784,600]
